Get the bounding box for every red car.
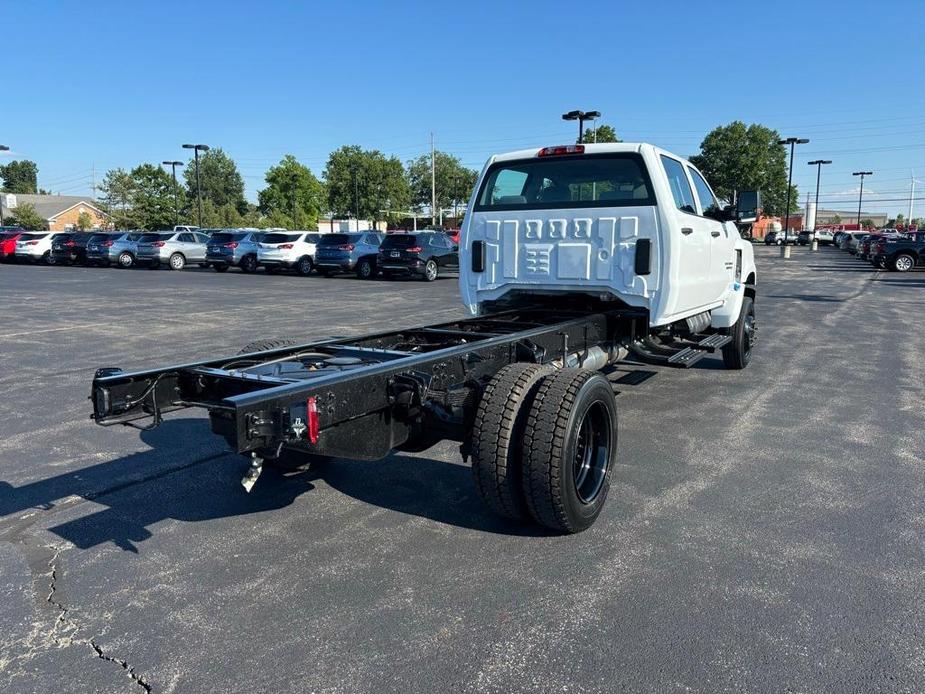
[0,228,24,260]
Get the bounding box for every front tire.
[722,296,756,369]
[521,369,618,534]
[470,363,551,521]
[893,254,915,272]
[240,255,258,273]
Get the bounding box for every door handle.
[711,230,721,237]
[681,227,693,235]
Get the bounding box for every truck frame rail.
[92,307,643,461]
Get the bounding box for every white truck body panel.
[459,143,756,329]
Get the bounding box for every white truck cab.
[460,143,756,331]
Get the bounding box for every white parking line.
[1,324,98,339]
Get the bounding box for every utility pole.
[808,159,831,234]
[853,171,873,229]
[353,168,359,231]
[162,160,184,227]
[910,174,917,223]
[778,137,809,256]
[0,145,8,225]
[182,143,210,228]
[431,132,436,228]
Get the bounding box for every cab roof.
[490,142,679,164]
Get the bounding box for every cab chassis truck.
[91,143,758,533]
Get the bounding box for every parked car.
[871,231,925,272]
[845,232,866,254]
[0,229,24,261]
[51,231,93,265]
[257,231,324,275]
[136,231,211,270]
[14,232,60,264]
[314,232,384,278]
[85,231,144,268]
[205,230,265,272]
[378,231,459,281]
[814,229,835,244]
[764,230,798,245]
[857,234,879,260]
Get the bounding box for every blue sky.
[4,0,924,217]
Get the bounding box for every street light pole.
[562,110,601,143]
[182,144,210,228]
[0,145,8,225]
[777,137,809,256]
[853,171,873,229]
[162,160,184,227]
[807,159,831,239]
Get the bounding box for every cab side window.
[660,156,696,214]
[687,167,720,217]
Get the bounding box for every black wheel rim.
[300,259,311,274]
[573,402,611,504]
[360,261,370,277]
[743,304,757,358]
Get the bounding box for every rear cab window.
[319,233,358,246]
[475,153,655,211]
[209,232,244,243]
[263,233,297,244]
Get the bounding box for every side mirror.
[736,190,761,223]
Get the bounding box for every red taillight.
[152,241,165,247]
[65,240,76,247]
[278,243,293,249]
[406,246,422,253]
[538,144,585,157]
[101,240,114,247]
[338,244,355,251]
[306,397,319,444]
[224,242,239,249]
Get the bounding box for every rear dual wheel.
[470,365,618,534]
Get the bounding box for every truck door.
[660,155,714,310]
[687,166,732,300]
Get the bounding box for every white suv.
[257,231,325,275]
[15,232,62,264]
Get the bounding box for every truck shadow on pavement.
[0,419,543,553]
[766,294,844,302]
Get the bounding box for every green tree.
[861,218,875,228]
[184,148,246,214]
[129,164,176,230]
[324,146,411,225]
[406,150,477,222]
[689,121,798,216]
[0,160,39,193]
[258,155,325,229]
[98,168,136,228]
[832,213,842,224]
[9,202,46,229]
[580,124,620,143]
[76,210,93,230]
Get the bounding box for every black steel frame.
[92,307,642,461]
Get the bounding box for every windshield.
[318,234,357,245]
[381,234,419,248]
[475,153,655,211]
[210,232,243,243]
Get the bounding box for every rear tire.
[423,259,438,281]
[118,252,134,268]
[355,258,374,279]
[213,264,229,273]
[168,253,186,271]
[521,369,618,534]
[296,256,314,276]
[722,296,756,369]
[470,363,551,521]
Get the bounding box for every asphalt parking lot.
[1,248,924,694]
